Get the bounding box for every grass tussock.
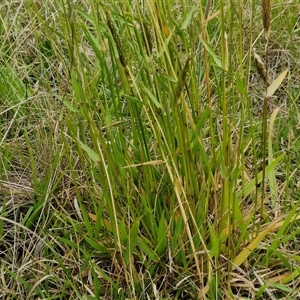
[0,0,300,299]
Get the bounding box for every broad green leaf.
[78,140,100,162]
[81,25,103,62]
[278,268,300,285]
[200,39,222,68]
[119,218,127,245]
[208,223,219,258]
[6,269,31,289]
[84,236,108,252]
[76,6,99,26]
[171,215,183,252]
[0,201,6,239]
[191,108,210,142]
[63,100,77,112]
[57,237,78,249]
[123,93,145,106]
[144,87,162,108]
[157,27,174,58]
[71,71,83,102]
[271,204,300,254]
[265,281,294,292]
[155,214,167,256]
[125,220,139,265]
[237,154,284,200]
[138,236,159,262]
[181,8,195,29]
[236,74,247,94]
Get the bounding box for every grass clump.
[0,0,300,299]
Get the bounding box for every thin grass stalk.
[202,1,217,173]
[261,0,271,219]
[219,0,230,243]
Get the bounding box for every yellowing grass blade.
[123,160,165,168]
[233,221,277,267]
[88,213,112,229]
[266,69,288,97]
[269,269,300,284]
[233,214,300,268]
[268,107,280,205]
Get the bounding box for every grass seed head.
[262,0,271,40]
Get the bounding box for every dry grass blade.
[122,160,165,169]
[266,69,288,97]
